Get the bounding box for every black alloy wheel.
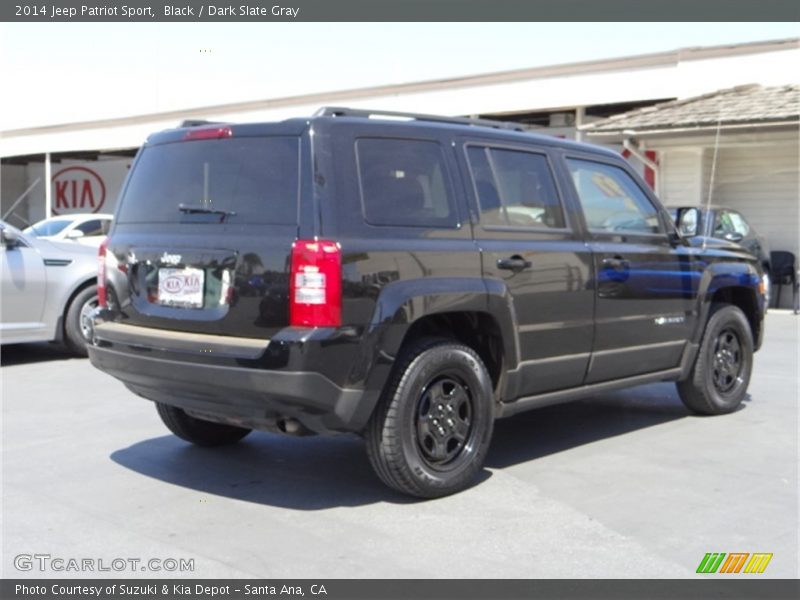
[711,327,745,395]
[415,375,475,469]
[677,304,753,415]
[365,337,494,498]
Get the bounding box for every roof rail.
[314,106,528,132]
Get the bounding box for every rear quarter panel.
[312,120,486,390]
[38,240,98,338]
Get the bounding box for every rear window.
[75,218,109,237]
[355,138,457,228]
[117,137,300,224]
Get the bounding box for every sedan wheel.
[64,284,99,356]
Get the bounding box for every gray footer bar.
[3,579,799,600]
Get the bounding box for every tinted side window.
[467,146,564,229]
[356,138,457,228]
[75,219,105,236]
[118,137,299,225]
[566,159,662,234]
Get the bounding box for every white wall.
[659,149,703,205]
[652,132,799,308]
[713,142,799,261]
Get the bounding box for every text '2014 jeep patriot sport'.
[88,107,765,498]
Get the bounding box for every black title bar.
[2,0,800,22]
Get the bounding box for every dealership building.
[1,37,798,304]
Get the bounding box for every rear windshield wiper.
[178,204,236,217]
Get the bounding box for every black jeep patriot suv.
[88,107,765,498]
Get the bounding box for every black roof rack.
[314,106,528,132]
[179,119,227,128]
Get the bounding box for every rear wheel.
[64,284,98,356]
[365,337,494,498]
[156,403,251,446]
[677,304,753,415]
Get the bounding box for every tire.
[365,337,495,498]
[64,284,98,356]
[156,403,251,447]
[677,304,753,415]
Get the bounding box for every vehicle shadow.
[110,432,426,509]
[0,342,77,366]
[487,382,694,469]
[109,383,733,510]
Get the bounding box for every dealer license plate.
[157,267,205,308]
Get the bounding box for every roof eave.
[584,119,800,138]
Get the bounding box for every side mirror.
[676,208,700,237]
[1,227,19,248]
[723,231,744,243]
[65,229,85,240]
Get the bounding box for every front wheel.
[677,304,753,415]
[156,403,251,446]
[365,337,495,498]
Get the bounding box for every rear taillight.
[289,239,341,327]
[97,237,109,308]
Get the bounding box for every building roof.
[582,84,800,136]
[2,38,798,158]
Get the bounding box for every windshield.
[24,218,73,237]
[117,136,300,225]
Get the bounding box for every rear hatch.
[107,125,305,339]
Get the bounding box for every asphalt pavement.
[1,312,797,579]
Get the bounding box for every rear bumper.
[87,318,379,434]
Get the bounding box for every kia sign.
[51,166,106,215]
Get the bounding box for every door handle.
[497,256,531,272]
[602,256,630,270]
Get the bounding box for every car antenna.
[703,110,723,251]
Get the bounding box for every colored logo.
[51,166,106,215]
[696,553,773,574]
[162,276,185,293]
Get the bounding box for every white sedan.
[1,221,99,356]
[23,213,113,247]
